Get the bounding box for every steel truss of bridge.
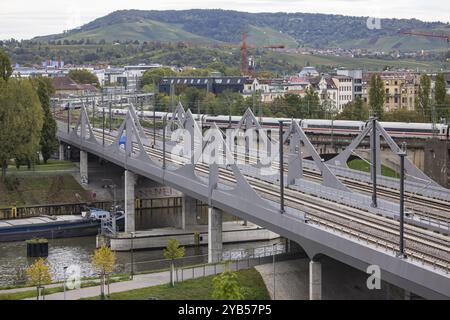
[57,102,450,299]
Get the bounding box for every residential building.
[316,76,338,113]
[332,75,354,112]
[362,72,419,112]
[299,66,319,78]
[336,69,363,99]
[52,76,99,97]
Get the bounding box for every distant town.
[11,60,450,118]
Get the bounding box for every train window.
[307,124,359,130]
[384,127,437,133]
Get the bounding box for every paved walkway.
[23,263,229,300]
[255,259,309,300]
[31,271,172,300]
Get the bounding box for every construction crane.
[400,30,450,62]
[241,31,286,74]
[400,30,450,43]
[218,32,285,74]
[240,31,285,75]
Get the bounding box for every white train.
[106,108,450,140]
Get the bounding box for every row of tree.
[367,73,450,121]
[26,239,243,300]
[0,51,58,178]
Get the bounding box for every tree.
[179,68,210,77]
[92,243,116,299]
[435,73,449,119]
[68,69,100,87]
[36,79,58,163]
[336,97,369,121]
[368,74,385,119]
[212,266,244,300]
[0,50,12,81]
[140,67,177,89]
[26,258,52,300]
[417,74,431,119]
[163,238,185,287]
[0,79,43,178]
[303,87,321,118]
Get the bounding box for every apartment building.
[332,75,354,112]
[362,72,419,112]
[336,69,363,99]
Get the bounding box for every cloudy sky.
[1,0,448,40]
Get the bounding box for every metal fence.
[117,242,298,281]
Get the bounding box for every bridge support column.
[180,194,198,229]
[59,143,64,161]
[124,170,136,233]
[80,150,88,185]
[208,207,223,263]
[309,260,322,300]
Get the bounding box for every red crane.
[240,31,285,75]
[400,30,450,43]
[241,31,248,75]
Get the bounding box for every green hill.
[37,19,217,44]
[34,9,450,51]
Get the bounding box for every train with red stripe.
[108,108,450,140]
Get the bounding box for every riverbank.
[0,171,89,208]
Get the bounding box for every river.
[0,208,284,286]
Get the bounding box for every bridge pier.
[124,170,136,233]
[59,143,64,161]
[309,260,322,300]
[208,207,223,263]
[80,150,88,185]
[180,194,198,230]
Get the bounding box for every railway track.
[57,111,449,223]
[82,127,450,273]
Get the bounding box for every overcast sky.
[1,0,448,40]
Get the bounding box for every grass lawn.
[0,286,64,300]
[7,160,75,172]
[0,277,129,300]
[84,268,270,300]
[0,173,89,207]
[348,159,398,178]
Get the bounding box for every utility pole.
[273,243,276,300]
[163,115,167,169]
[109,101,112,131]
[398,142,407,258]
[102,108,105,146]
[371,116,378,208]
[67,105,70,134]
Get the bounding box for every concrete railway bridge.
[56,104,450,299]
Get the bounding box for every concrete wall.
[108,227,280,251]
[424,139,450,188]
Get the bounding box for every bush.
[3,175,19,191]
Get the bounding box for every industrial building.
[158,77,246,95]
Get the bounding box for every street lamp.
[397,142,407,258]
[279,121,285,214]
[272,243,277,300]
[130,231,135,280]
